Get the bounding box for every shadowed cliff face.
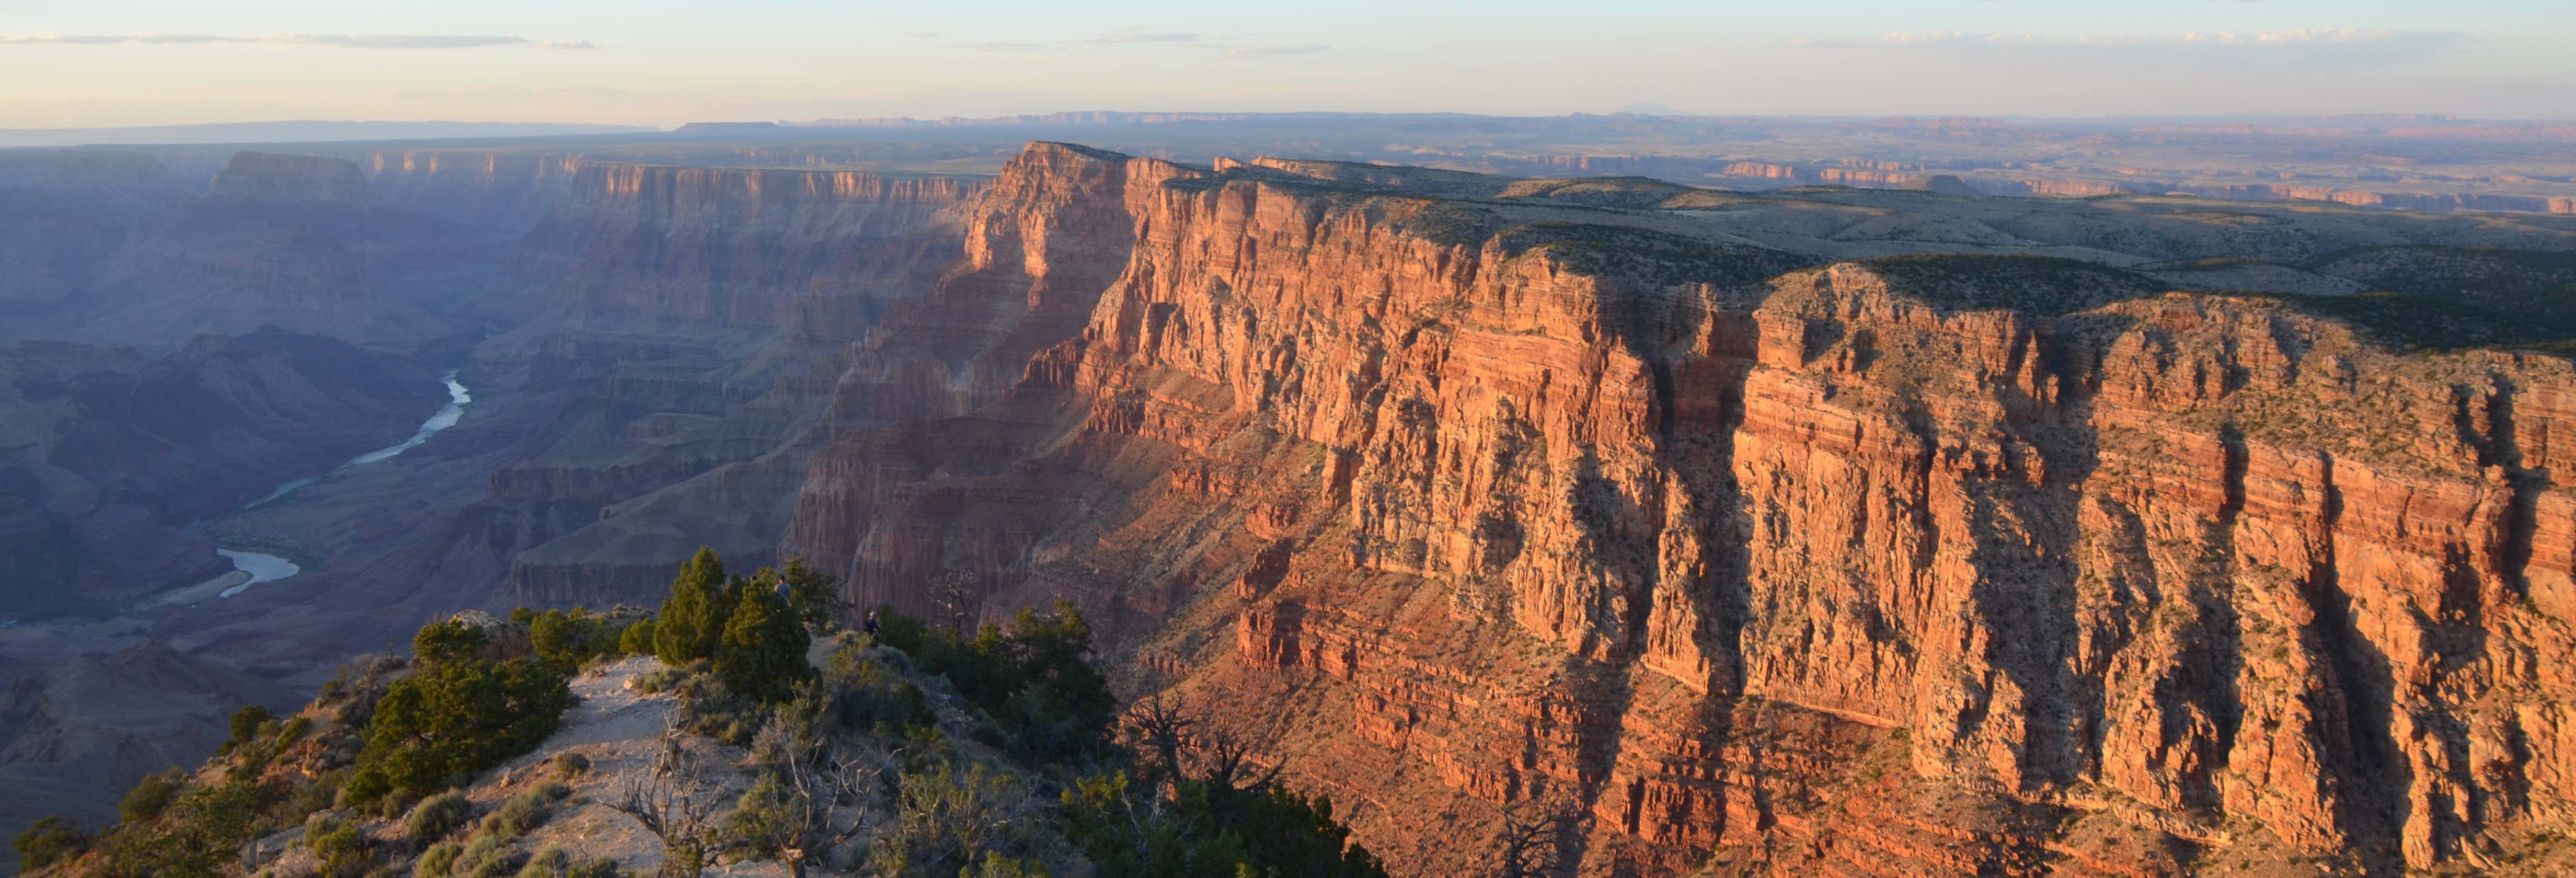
[0,152,184,329]
[464,161,987,603]
[63,151,503,353]
[511,162,987,337]
[364,149,588,234]
[783,142,2576,877]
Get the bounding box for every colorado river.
[211,370,473,596]
[214,549,299,598]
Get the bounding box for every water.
[215,549,300,597]
[213,370,473,596]
[243,372,473,509]
[343,374,472,467]
[238,476,317,512]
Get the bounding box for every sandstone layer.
[784,142,2576,876]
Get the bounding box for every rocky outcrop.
[209,152,373,202]
[782,143,2576,876]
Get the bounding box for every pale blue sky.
[3,1,2570,128]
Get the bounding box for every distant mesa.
[1612,102,1686,116]
[794,111,1327,128]
[672,121,786,134]
[208,151,373,201]
[1898,174,1983,196]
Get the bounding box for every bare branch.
[1122,694,1197,792]
[611,739,727,878]
[1489,795,1580,878]
[747,712,892,878]
[1199,724,1282,794]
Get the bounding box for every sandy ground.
[466,656,795,878]
[253,638,880,877]
[155,570,252,606]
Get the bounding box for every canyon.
[779,144,2576,876]
[5,131,2576,876]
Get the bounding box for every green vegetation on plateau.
[2274,246,2576,353]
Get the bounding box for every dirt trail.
[474,657,792,877]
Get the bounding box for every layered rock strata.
[75,151,498,352]
[513,163,985,337]
[785,142,2576,876]
[484,163,984,602]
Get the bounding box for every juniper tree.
[780,557,841,627]
[655,547,729,666]
[718,579,811,703]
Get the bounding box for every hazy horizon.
[6,0,2573,130]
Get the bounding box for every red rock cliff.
[784,142,2576,876]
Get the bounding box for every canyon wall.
[364,149,588,233]
[785,143,2576,876]
[480,163,987,603]
[69,151,502,352]
[512,162,986,338]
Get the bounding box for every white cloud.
[1,33,592,50]
[1082,27,1200,44]
[1227,44,1330,57]
[277,34,526,49]
[1,33,242,44]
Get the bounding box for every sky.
[3,0,2572,130]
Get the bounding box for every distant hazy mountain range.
[0,120,658,148]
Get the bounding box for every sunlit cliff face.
[778,143,2576,876]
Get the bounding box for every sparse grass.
[512,846,570,878]
[549,751,589,781]
[406,790,472,846]
[450,834,521,878]
[632,666,684,695]
[474,785,562,841]
[415,840,462,878]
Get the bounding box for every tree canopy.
[655,546,729,665]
